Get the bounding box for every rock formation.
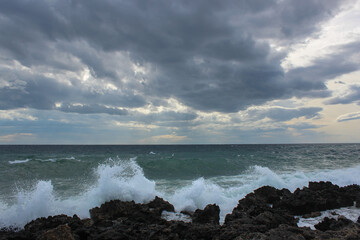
[1,181,360,240]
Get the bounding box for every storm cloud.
[0,0,354,115]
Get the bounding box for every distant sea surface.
[1,144,360,228]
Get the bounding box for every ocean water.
[0,144,360,228]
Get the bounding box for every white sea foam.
[161,211,192,222]
[8,159,31,164]
[165,164,360,223]
[167,178,238,223]
[35,157,80,162]
[39,158,57,162]
[298,206,360,229]
[0,158,158,229]
[0,181,56,228]
[1,161,360,229]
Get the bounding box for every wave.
[0,158,157,229]
[37,157,80,163]
[8,159,31,164]
[1,159,360,229]
[39,158,57,163]
[7,157,80,165]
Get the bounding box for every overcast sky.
[0,0,360,144]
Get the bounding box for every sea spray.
[0,158,158,229]
[82,157,157,206]
[1,152,360,228]
[168,177,237,223]
[0,181,55,228]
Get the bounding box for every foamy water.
[1,157,360,229]
[8,159,31,164]
[298,206,360,229]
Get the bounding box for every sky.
[0,0,360,144]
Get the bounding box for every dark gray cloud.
[0,66,146,113]
[0,0,355,114]
[325,85,360,105]
[246,107,322,121]
[58,104,128,116]
[284,42,360,100]
[135,111,198,123]
[229,0,345,41]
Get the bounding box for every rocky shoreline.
[1,181,360,240]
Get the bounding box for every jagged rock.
[220,223,268,239]
[224,186,296,230]
[0,228,30,240]
[276,181,355,215]
[89,197,174,224]
[192,204,220,225]
[2,185,360,240]
[253,186,282,204]
[148,196,175,214]
[308,181,335,191]
[24,214,82,233]
[37,224,74,240]
[267,224,308,240]
[315,216,353,231]
[254,210,296,229]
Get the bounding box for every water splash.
[1,160,360,229]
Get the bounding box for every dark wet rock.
[224,185,297,231]
[356,194,360,208]
[254,210,297,229]
[276,181,356,215]
[192,204,220,225]
[24,214,82,233]
[0,228,30,240]
[314,217,337,231]
[2,183,360,240]
[182,223,220,240]
[37,224,74,240]
[341,184,360,198]
[89,197,174,224]
[315,216,353,231]
[267,225,309,240]
[302,211,321,219]
[80,218,93,227]
[148,196,175,214]
[253,186,282,204]
[219,223,269,239]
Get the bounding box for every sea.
[1,144,360,229]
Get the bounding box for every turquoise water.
[0,144,360,228]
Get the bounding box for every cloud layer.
[0,0,359,143]
[0,0,353,113]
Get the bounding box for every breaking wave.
[1,158,360,229]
